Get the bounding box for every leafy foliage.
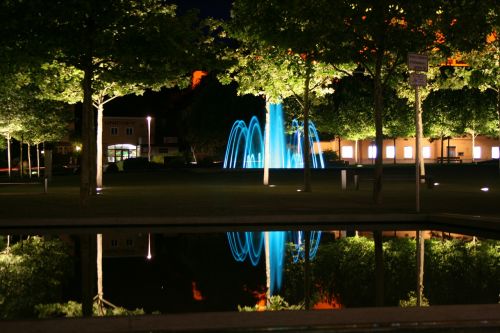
[314,75,375,140]
[425,239,500,305]
[35,300,144,318]
[0,237,73,319]
[423,88,497,138]
[238,295,302,312]
[399,291,429,307]
[284,236,500,308]
[312,237,376,307]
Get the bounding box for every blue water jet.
[223,103,325,169]
[227,231,322,295]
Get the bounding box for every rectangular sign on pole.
[408,53,428,72]
[409,72,427,87]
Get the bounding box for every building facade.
[319,135,500,165]
[103,116,179,165]
[103,116,152,163]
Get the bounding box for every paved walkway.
[1,213,499,239]
[2,304,500,333]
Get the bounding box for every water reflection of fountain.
[227,231,321,296]
[223,104,325,169]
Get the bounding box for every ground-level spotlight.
[296,189,302,192]
[480,187,489,192]
[146,233,152,260]
[433,182,440,186]
[269,184,276,188]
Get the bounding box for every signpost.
[408,52,428,309]
[407,53,428,213]
[408,53,428,72]
[409,73,427,87]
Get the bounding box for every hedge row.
[283,236,500,307]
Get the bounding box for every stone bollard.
[354,174,359,190]
[341,169,347,191]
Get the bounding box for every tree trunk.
[96,234,104,315]
[36,143,40,178]
[440,136,444,164]
[416,230,425,306]
[338,136,341,160]
[471,131,476,163]
[446,137,450,164]
[304,230,311,310]
[354,139,359,164]
[374,231,384,306]
[80,63,95,206]
[27,143,32,178]
[96,102,104,189]
[496,88,500,174]
[302,60,312,192]
[264,232,271,306]
[373,58,384,204]
[80,234,96,317]
[393,138,396,164]
[7,133,11,179]
[44,147,53,182]
[263,101,271,186]
[19,137,23,178]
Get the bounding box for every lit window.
[111,127,118,136]
[126,127,133,136]
[386,146,395,159]
[404,146,413,159]
[492,147,500,159]
[341,146,353,158]
[368,145,377,159]
[423,146,431,159]
[473,146,481,159]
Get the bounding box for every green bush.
[425,239,500,305]
[312,237,376,307]
[164,155,186,168]
[35,301,82,318]
[105,162,119,173]
[35,301,145,318]
[283,237,500,308]
[399,291,429,307]
[0,237,73,319]
[123,157,163,171]
[238,295,302,312]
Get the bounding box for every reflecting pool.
[1,227,498,320]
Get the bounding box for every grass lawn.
[0,163,499,220]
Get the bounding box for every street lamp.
[146,116,152,162]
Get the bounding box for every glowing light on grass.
[480,187,489,192]
[146,233,152,260]
[227,231,322,295]
[223,103,324,169]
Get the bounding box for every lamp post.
[146,116,152,162]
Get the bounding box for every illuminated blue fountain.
[223,104,325,169]
[224,104,325,296]
[227,231,322,295]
